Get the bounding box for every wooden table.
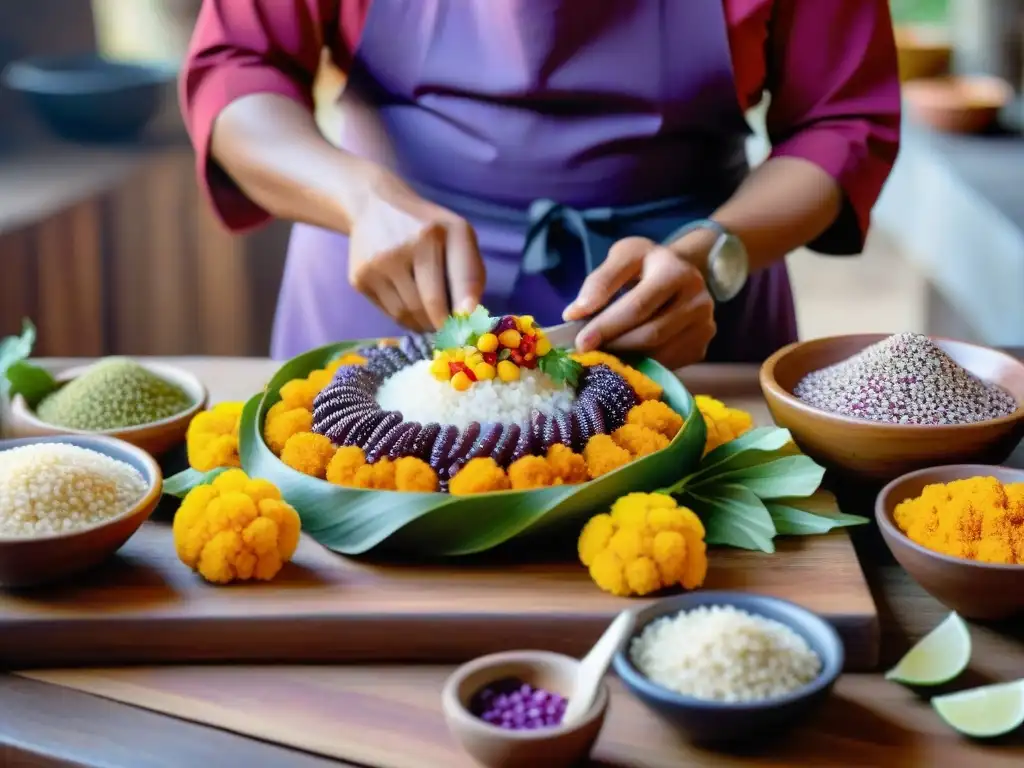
[2,357,1023,768]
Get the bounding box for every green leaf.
[237,342,707,556]
[163,467,230,498]
[705,455,826,500]
[5,360,58,407]
[434,306,495,350]
[766,490,869,535]
[538,348,583,388]
[683,484,777,553]
[667,426,794,494]
[0,319,37,396]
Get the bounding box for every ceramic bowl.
[876,464,1024,620]
[894,25,951,82]
[0,434,162,588]
[613,591,844,746]
[442,650,609,768]
[2,54,174,143]
[903,75,1013,134]
[760,335,1024,485]
[6,360,207,457]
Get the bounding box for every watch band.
[667,218,729,242]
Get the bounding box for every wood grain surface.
[20,663,1024,768]
[5,360,1021,768]
[0,362,877,671]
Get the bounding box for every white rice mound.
[375,358,575,430]
[0,443,149,538]
[629,605,822,703]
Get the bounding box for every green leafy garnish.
[0,318,57,406]
[163,467,230,498]
[538,347,583,388]
[669,426,868,553]
[434,306,495,351]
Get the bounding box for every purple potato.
[447,422,482,464]
[411,423,441,460]
[550,411,574,449]
[429,425,459,471]
[341,411,382,447]
[564,411,584,451]
[464,423,503,463]
[492,424,520,466]
[387,423,421,460]
[363,413,407,463]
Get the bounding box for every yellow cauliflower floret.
[695,395,754,456]
[326,446,367,486]
[546,444,588,485]
[626,400,684,440]
[611,424,669,458]
[449,458,510,495]
[352,458,398,490]
[577,492,708,597]
[583,434,633,479]
[394,456,439,492]
[508,455,557,489]
[173,470,301,584]
[263,404,314,456]
[185,401,245,471]
[280,432,337,479]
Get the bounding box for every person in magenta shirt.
[181,0,901,368]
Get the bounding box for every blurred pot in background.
[949,0,1024,91]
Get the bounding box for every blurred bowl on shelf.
[759,334,1024,485]
[894,25,952,82]
[2,54,175,143]
[903,75,1013,134]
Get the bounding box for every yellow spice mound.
[894,476,1024,564]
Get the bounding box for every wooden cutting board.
[0,363,879,671]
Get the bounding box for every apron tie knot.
[522,199,616,276]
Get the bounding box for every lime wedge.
[932,680,1024,738]
[885,612,971,685]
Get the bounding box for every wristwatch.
[668,219,749,303]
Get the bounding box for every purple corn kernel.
[509,423,533,464]
[429,425,459,471]
[363,415,407,463]
[312,401,374,437]
[324,408,378,444]
[491,424,520,466]
[410,423,441,460]
[388,422,420,460]
[464,423,503,463]
[340,411,381,447]
[529,410,548,454]
[398,335,427,363]
[447,422,482,464]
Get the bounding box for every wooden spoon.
[561,609,636,726]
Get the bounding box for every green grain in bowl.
[35,358,193,431]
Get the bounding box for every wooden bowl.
[903,75,1013,133]
[876,465,1024,620]
[0,434,162,588]
[442,650,609,768]
[760,335,1024,484]
[894,25,951,82]
[6,361,207,457]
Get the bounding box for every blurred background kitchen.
[0,0,1021,357]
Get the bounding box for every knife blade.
[542,320,587,350]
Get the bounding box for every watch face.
[707,234,749,302]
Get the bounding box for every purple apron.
[270,0,799,363]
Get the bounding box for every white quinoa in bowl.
[0,442,148,537]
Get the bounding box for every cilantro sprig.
[434,306,495,351]
[539,348,583,388]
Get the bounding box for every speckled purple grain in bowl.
[612,591,844,746]
[441,650,608,768]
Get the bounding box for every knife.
[542,319,587,350]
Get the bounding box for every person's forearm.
[671,157,843,272]
[210,93,377,234]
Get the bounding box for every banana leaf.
[238,341,706,557]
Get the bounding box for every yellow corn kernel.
[498,329,522,349]
[476,333,499,353]
[535,337,552,357]
[497,360,521,382]
[451,371,473,391]
[474,362,496,381]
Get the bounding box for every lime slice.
[932,680,1024,738]
[885,612,971,685]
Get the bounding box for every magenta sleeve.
[179,0,340,232]
[764,0,902,254]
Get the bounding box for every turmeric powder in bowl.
[893,477,1024,565]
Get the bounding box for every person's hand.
[562,236,716,370]
[348,167,485,332]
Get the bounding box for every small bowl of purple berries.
[441,650,609,768]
